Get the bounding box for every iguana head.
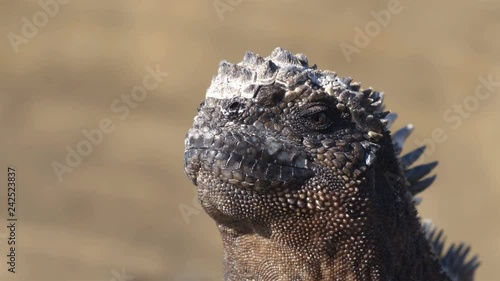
[184,48,470,280]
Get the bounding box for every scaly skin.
[184,48,478,281]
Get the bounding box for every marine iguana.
[184,48,479,281]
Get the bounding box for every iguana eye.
[300,104,334,131]
[308,112,327,125]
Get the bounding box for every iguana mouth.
[184,130,314,191]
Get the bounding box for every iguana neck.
[217,137,449,281]
[360,135,449,280]
[219,224,344,281]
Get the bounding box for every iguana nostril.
[228,101,240,111]
[221,100,244,117]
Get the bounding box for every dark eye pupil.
[310,112,326,124]
[299,104,336,132]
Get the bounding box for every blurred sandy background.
[0,1,498,280]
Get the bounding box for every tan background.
[0,1,498,280]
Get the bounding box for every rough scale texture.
[184,48,479,281]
